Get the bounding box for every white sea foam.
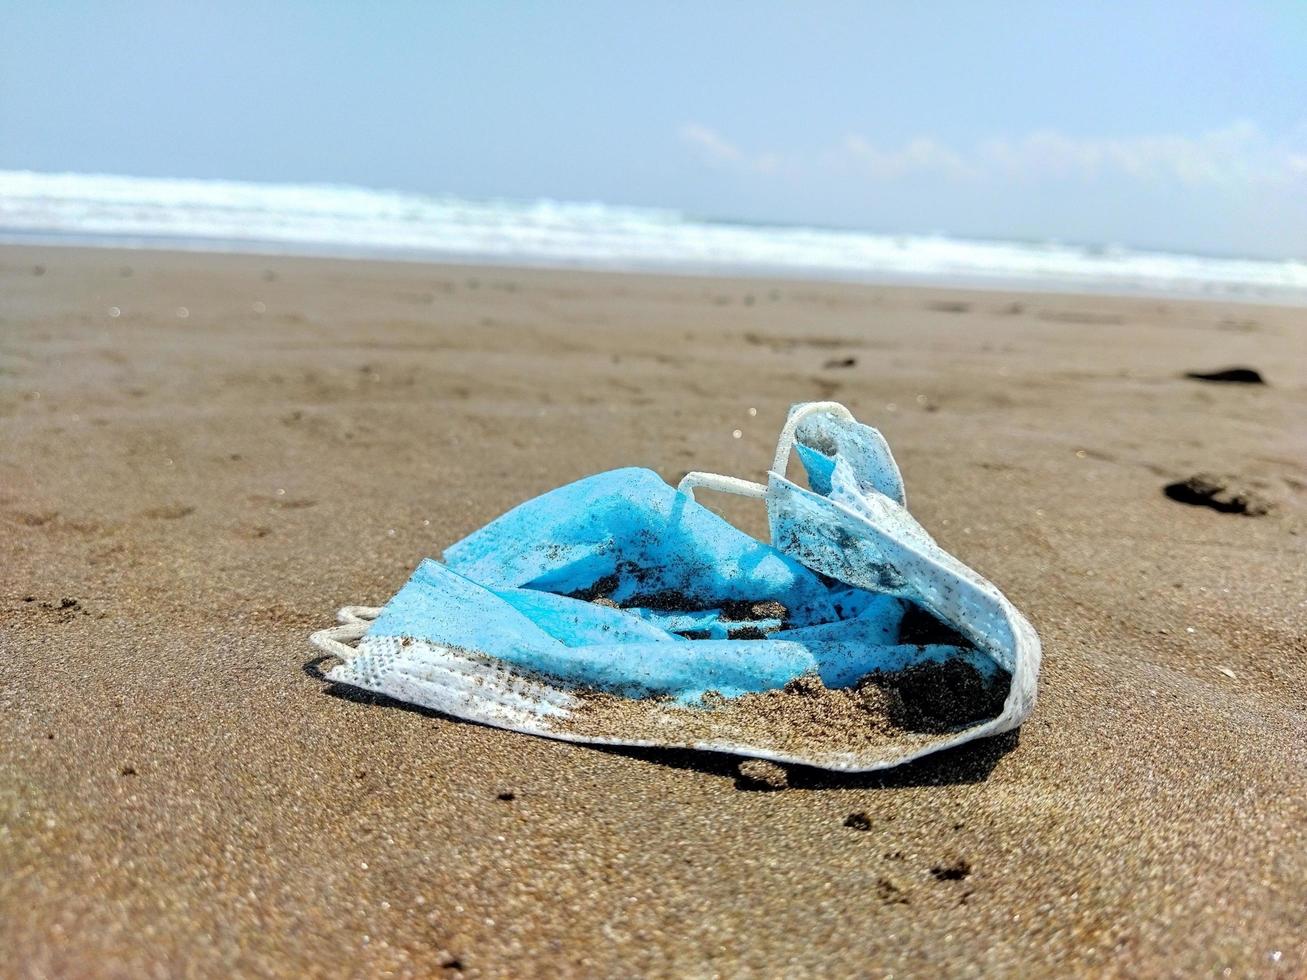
[3,169,1306,302]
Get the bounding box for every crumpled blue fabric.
[364,406,1002,703]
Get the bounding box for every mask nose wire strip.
[676,402,857,501]
[308,606,381,660]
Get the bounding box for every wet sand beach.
[2,245,1305,977]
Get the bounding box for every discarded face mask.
[310,402,1040,772]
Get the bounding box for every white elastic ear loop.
[337,606,382,625]
[675,402,856,501]
[771,401,855,476]
[676,471,767,501]
[308,606,381,660]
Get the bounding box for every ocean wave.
[3,169,1306,302]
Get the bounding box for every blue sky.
[3,1,1305,257]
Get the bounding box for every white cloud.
[679,123,743,166]
[976,121,1302,186]
[681,120,1307,188]
[678,124,793,177]
[841,134,975,181]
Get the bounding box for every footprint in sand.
[1217,318,1259,333]
[926,300,971,313]
[1037,309,1123,325]
[250,494,317,510]
[16,511,58,527]
[143,504,195,520]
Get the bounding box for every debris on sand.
[843,812,872,831]
[735,759,790,790]
[435,949,464,972]
[314,400,1039,773]
[1184,367,1265,384]
[930,858,972,881]
[1163,474,1272,516]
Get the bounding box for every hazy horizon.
[4,2,1306,259]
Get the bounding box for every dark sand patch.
[822,356,857,369]
[1184,367,1265,384]
[930,858,973,881]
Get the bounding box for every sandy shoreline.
[2,245,1304,976]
